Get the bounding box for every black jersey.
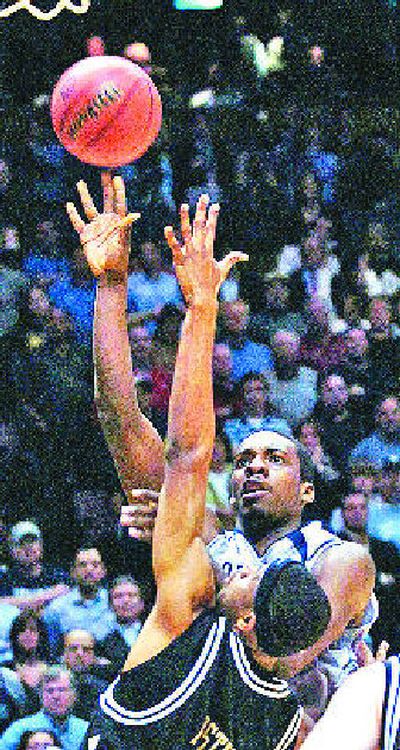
[382,655,400,750]
[83,608,302,750]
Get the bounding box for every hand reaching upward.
[66,172,140,277]
[164,194,248,306]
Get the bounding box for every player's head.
[231,429,314,543]
[219,561,331,661]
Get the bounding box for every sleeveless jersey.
[207,522,378,689]
[382,655,400,750]
[82,608,302,750]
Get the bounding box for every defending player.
[67,183,331,749]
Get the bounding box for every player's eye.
[269,454,284,464]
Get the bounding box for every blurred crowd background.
[0,0,399,744]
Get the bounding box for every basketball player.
[66,173,376,696]
[300,655,400,750]
[67,183,331,749]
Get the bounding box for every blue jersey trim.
[383,656,400,750]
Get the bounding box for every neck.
[345,528,369,546]
[275,362,299,380]
[118,616,139,626]
[79,585,99,601]
[256,520,300,555]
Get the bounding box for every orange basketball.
[50,56,162,167]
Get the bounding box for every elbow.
[165,439,213,472]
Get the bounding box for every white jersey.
[207,521,378,691]
[383,655,400,750]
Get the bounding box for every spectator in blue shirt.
[43,548,115,659]
[224,371,292,453]
[350,396,400,470]
[218,299,274,382]
[0,666,88,750]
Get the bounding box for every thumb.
[218,251,249,283]
[376,641,390,662]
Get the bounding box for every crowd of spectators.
[0,1,399,746]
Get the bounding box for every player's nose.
[245,456,268,476]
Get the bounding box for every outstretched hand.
[164,194,248,305]
[66,172,140,277]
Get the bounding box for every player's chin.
[241,491,271,512]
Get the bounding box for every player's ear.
[233,610,256,636]
[300,481,314,506]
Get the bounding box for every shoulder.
[299,366,318,383]
[68,714,90,733]
[314,541,375,612]
[316,539,374,573]
[41,564,69,584]
[2,710,46,734]
[45,588,76,612]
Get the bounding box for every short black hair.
[255,561,331,656]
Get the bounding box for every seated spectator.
[0,666,88,750]
[300,298,346,375]
[17,730,60,750]
[248,272,307,345]
[335,491,399,654]
[297,419,340,521]
[218,299,274,382]
[8,612,50,669]
[150,304,184,437]
[0,229,30,410]
[206,433,234,529]
[127,322,153,380]
[338,328,371,402]
[43,547,115,659]
[287,226,340,317]
[0,523,69,611]
[224,372,291,453]
[96,577,144,676]
[349,460,377,498]
[0,667,27,734]
[8,611,51,717]
[127,240,182,323]
[366,297,399,406]
[0,605,19,665]
[22,220,70,288]
[350,395,400,470]
[314,374,366,473]
[61,630,107,722]
[357,243,400,299]
[212,342,235,421]
[367,456,400,552]
[46,247,95,346]
[266,330,318,428]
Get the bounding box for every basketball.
[50,56,162,167]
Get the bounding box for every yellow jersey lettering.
[190,715,236,749]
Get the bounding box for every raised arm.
[66,173,164,494]
[151,197,248,633]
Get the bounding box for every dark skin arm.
[66,173,164,494]
[122,197,247,670]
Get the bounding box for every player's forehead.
[235,431,296,457]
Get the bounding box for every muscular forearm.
[167,300,217,465]
[94,272,164,492]
[94,272,137,417]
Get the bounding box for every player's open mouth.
[241,485,271,507]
